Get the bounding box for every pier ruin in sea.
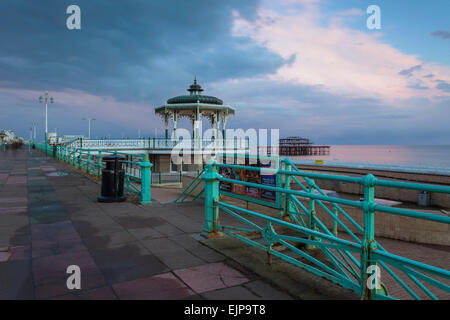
[279,136,330,156]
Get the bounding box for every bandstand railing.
[66,138,250,151]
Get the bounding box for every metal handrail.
[201,159,450,300]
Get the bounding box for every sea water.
[289,145,450,175]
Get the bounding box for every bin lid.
[102,154,126,161]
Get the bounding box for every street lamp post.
[82,118,95,139]
[32,121,38,143]
[39,92,54,155]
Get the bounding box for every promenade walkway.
[0,148,294,300]
[1,148,448,300]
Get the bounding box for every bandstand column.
[191,115,196,140]
[216,111,220,139]
[222,113,228,140]
[164,113,169,140]
[172,111,178,140]
[211,113,217,140]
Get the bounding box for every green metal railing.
[174,168,206,203]
[152,171,183,185]
[35,143,152,204]
[200,158,450,300]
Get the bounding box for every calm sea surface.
[289,145,450,174]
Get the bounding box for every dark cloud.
[436,80,450,93]
[431,30,450,39]
[0,0,286,103]
[398,65,422,77]
[408,83,429,90]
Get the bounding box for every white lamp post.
[31,121,38,142]
[39,92,54,154]
[82,118,96,139]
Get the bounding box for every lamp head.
[39,96,43,103]
[50,97,54,103]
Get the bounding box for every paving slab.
[201,285,261,300]
[173,262,250,294]
[112,272,195,300]
[0,259,34,299]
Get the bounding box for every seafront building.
[0,130,23,145]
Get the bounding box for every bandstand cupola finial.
[187,77,204,95]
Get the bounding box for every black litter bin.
[98,154,126,203]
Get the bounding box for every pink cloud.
[0,87,162,132]
[232,4,450,104]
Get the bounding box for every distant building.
[0,130,21,144]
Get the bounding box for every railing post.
[86,149,91,173]
[139,154,153,204]
[361,174,378,300]
[306,179,319,250]
[282,161,295,220]
[201,160,222,238]
[78,147,83,169]
[97,150,102,177]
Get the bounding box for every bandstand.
[154,79,235,140]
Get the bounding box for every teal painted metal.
[282,161,295,219]
[361,174,377,300]
[306,179,318,250]
[86,149,91,173]
[174,168,205,203]
[201,160,221,238]
[201,158,450,300]
[97,150,102,177]
[140,154,152,204]
[35,143,152,205]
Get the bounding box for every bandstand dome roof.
[155,78,235,115]
[166,79,223,105]
[167,95,223,105]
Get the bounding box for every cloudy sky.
[0,0,449,144]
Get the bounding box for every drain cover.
[46,171,69,177]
